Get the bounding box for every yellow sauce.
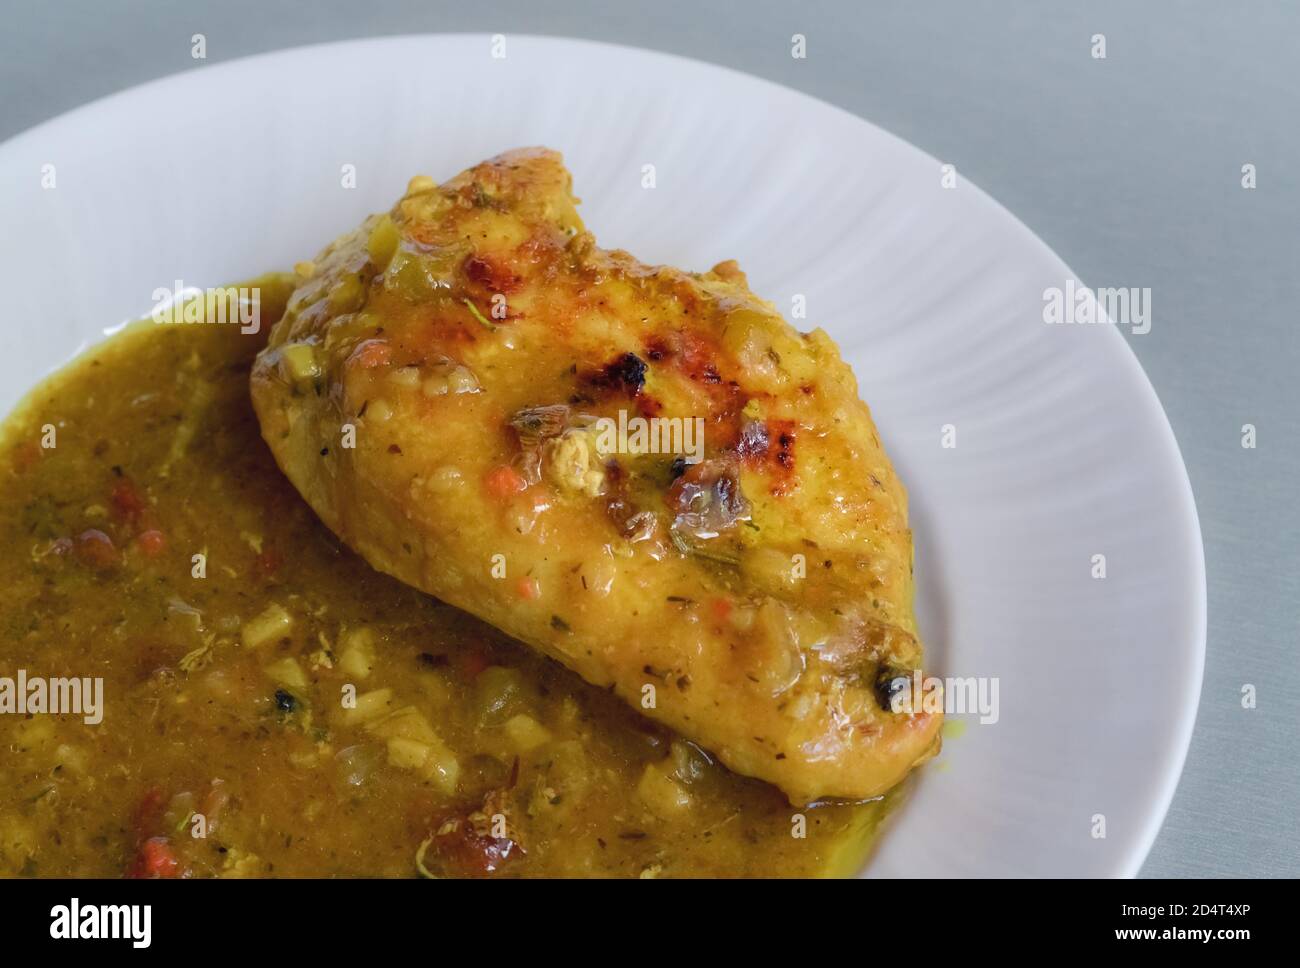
[0,281,898,877]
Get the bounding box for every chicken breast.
[251,148,941,804]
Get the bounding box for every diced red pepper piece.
[136,529,167,558]
[110,478,147,524]
[709,596,733,623]
[459,648,491,681]
[128,837,180,879]
[73,529,118,569]
[485,464,527,500]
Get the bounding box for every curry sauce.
[0,281,898,877]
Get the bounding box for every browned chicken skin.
[251,148,941,804]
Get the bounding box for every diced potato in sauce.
[241,603,293,650]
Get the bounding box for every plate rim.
[0,32,1208,877]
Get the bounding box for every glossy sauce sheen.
[0,288,895,877]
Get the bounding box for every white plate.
[0,34,1205,877]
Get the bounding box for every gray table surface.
[2,0,1295,878]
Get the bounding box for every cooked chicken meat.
[251,148,941,803]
